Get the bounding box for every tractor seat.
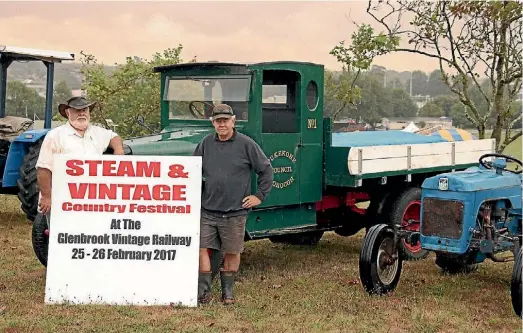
[0,116,34,143]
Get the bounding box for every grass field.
[467,129,522,160]
[1,194,522,333]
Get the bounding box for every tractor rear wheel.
[17,139,43,222]
[359,224,403,295]
[511,247,522,317]
[389,187,430,261]
[434,252,478,274]
[32,212,49,267]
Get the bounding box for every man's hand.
[109,136,124,155]
[242,195,261,209]
[39,194,51,215]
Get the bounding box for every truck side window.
[261,70,299,133]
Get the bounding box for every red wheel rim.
[401,200,421,252]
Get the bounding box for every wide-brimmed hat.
[211,104,234,121]
[58,96,97,118]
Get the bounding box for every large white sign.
[44,154,202,307]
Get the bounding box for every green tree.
[334,0,522,153]
[79,45,194,138]
[5,81,45,119]
[432,95,460,117]
[389,88,418,117]
[53,80,72,118]
[419,102,445,117]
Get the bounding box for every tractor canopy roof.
[0,45,75,63]
[153,60,323,73]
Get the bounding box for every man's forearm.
[254,164,274,202]
[37,168,52,197]
[109,136,124,154]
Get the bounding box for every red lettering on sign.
[67,183,186,201]
[168,164,189,178]
[66,160,84,176]
[65,160,162,177]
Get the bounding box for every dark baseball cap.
[211,104,234,120]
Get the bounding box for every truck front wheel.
[359,224,403,295]
[389,187,429,261]
[269,230,324,246]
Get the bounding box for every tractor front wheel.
[359,224,403,295]
[389,187,430,261]
[511,247,522,317]
[17,140,43,222]
[32,213,49,267]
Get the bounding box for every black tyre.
[434,252,478,274]
[32,212,49,267]
[511,247,522,317]
[17,139,43,222]
[269,230,324,245]
[359,224,403,295]
[389,187,430,261]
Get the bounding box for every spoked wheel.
[359,224,403,295]
[511,247,522,317]
[390,187,429,261]
[32,213,49,267]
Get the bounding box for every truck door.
[259,70,301,207]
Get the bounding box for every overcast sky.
[1,1,442,73]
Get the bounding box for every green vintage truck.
[31,60,495,267]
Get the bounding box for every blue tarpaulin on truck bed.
[331,130,454,148]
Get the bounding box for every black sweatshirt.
[193,129,274,217]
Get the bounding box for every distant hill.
[5,61,115,91]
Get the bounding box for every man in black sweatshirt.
[193,103,273,305]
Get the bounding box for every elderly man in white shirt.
[35,96,124,215]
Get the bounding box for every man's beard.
[69,117,89,130]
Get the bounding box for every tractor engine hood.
[122,125,217,156]
[422,166,522,192]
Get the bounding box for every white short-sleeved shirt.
[35,122,118,172]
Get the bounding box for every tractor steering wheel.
[479,153,522,174]
[188,101,214,119]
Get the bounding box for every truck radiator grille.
[421,198,464,239]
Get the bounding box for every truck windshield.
[164,75,251,121]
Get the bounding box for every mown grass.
[0,195,521,333]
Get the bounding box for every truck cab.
[124,61,326,239]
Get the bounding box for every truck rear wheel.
[17,139,42,222]
[389,187,429,261]
[32,213,49,267]
[359,224,403,295]
[511,247,522,317]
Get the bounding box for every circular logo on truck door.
[268,150,296,189]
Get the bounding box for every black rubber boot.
[220,270,236,305]
[197,271,212,304]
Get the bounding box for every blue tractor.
[359,152,522,317]
[0,45,75,221]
